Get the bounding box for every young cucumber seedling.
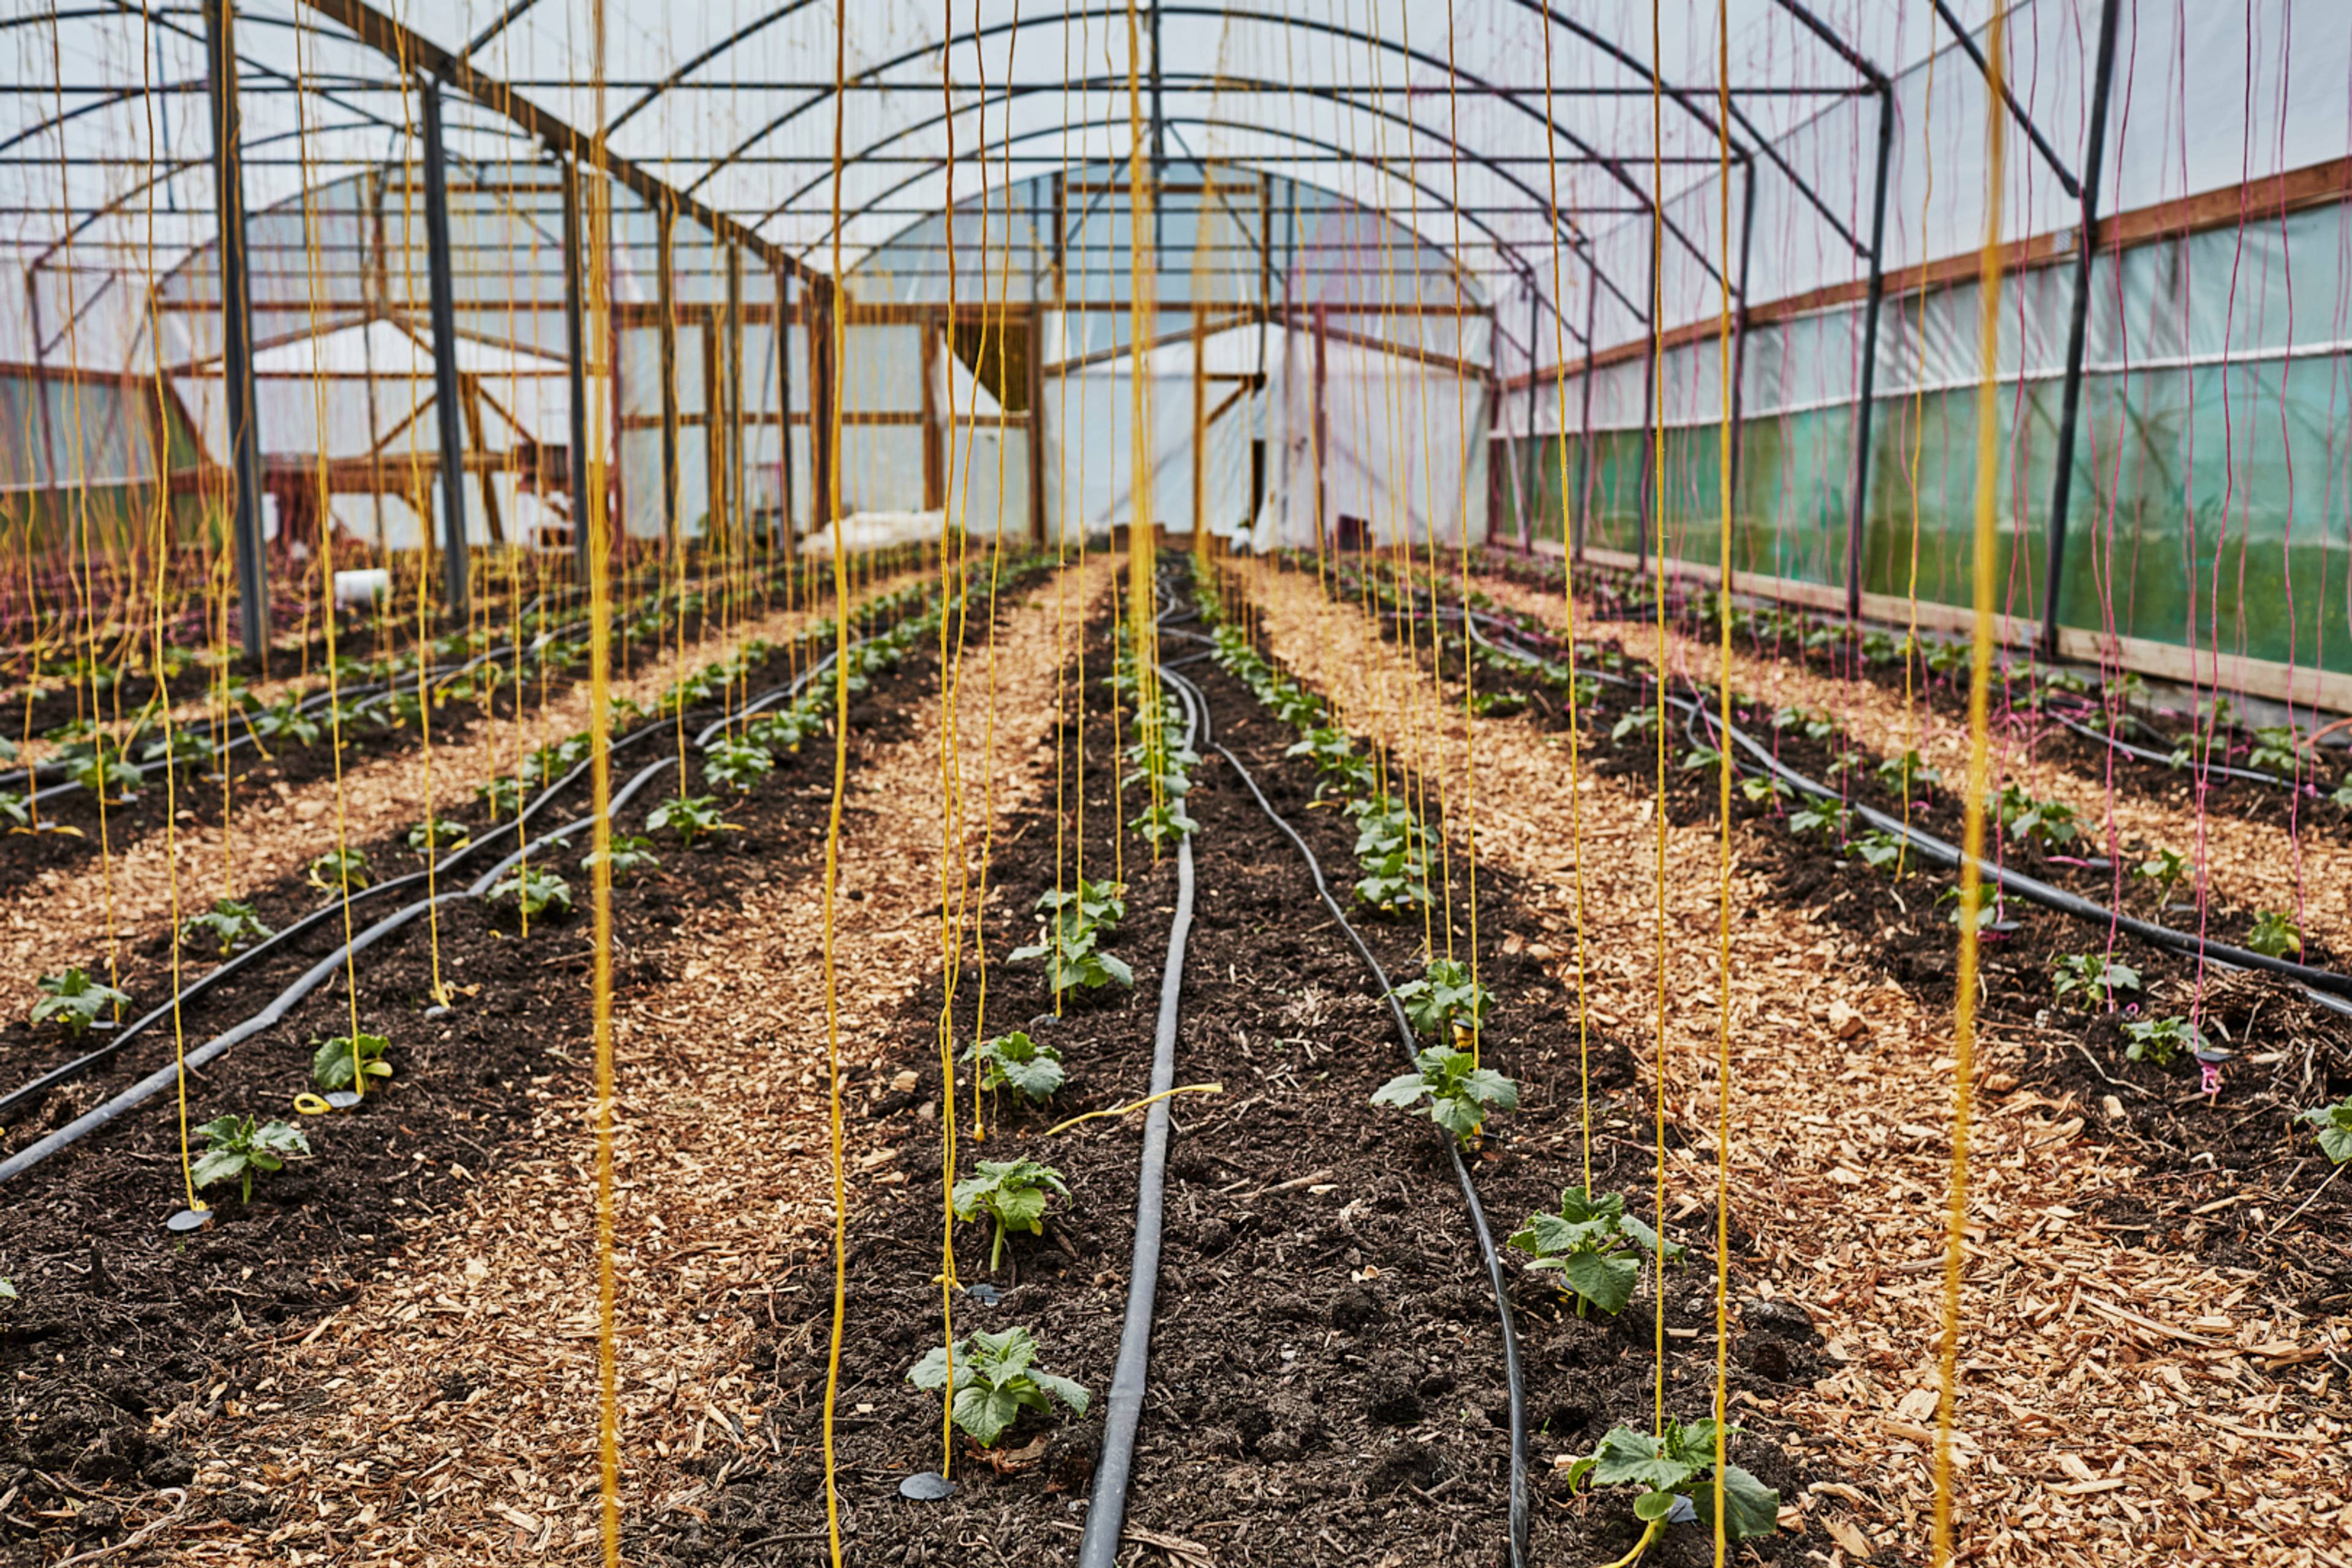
[31,968,130,1036]
[182,899,274,957]
[312,1032,392,1092]
[192,1116,312,1205]
[951,1158,1069,1271]
[1507,1186,1684,1316]
[965,1030,1065,1103]
[1567,1417,1780,1564]
[907,1326,1090,1448]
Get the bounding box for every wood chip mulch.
[1237,559,2352,1568]
[0,570,931,1017]
[1473,571,2352,957]
[154,557,1114,1565]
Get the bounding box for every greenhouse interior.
[0,1,2348,1564]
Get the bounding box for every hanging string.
[290,17,369,1072]
[1707,0,1736,1554]
[1538,0,1597,1200]
[1645,0,1672,1438]
[1936,6,2010,1562]
[817,0,855,1556]
[583,0,624,1558]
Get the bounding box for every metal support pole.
[1574,277,1597,560]
[808,278,839,538]
[204,0,269,660]
[1190,301,1207,541]
[725,240,745,556]
[1725,155,1758,591]
[655,199,680,554]
[776,270,795,555]
[1636,211,1660,577]
[1027,301,1049,545]
[1312,301,1329,548]
[419,75,470,619]
[1521,280,1539,551]
[560,154,591,582]
[2037,0,2123,658]
[1842,81,1895,623]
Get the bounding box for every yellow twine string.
[1937,7,2009,1563]
[819,1,854,1555]
[1708,0,1736,1552]
[1042,1084,1225,1139]
[1646,0,1671,1438]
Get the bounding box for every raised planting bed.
[706,566,1838,1568]
[0,562,1039,1562]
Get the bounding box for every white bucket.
[333,568,391,609]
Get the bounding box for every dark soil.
[1355,564,2352,1319]
[0,565,1011,1563]
[1468,548,2352,844]
[686,576,1841,1568]
[0,564,865,903]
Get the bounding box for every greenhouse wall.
[1516,190,2352,703]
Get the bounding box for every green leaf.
[1428,1092,1487,1139]
[1616,1212,1686,1265]
[1588,1427,1700,1492]
[907,1344,956,1392]
[1000,1054,1065,1101]
[1369,1072,1428,1109]
[1559,1250,1640,1314]
[1027,1370,1090,1417]
[952,1383,1027,1447]
[1460,1068,1518,1112]
[189,1148,246,1191]
[1693,1463,1782,1542]
[1633,1489,1680,1522]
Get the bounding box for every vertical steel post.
[1312,300,1329,548]
[1574,276,1597,560]
[561,154,591,582]
[1842,81,1896,623]
[1725,154,1758,594]
[776,270,795,556]
[1635,209,1660,578]
[419,75,470,618]
[1521,279,1539,550]
[655,200,680,554]
[725,240,745,556]
[808,277,838,537]
[1027,301,1049,545]
[2038,0,2124,657]
[205,0,270,660]
[1189,301,1207,541]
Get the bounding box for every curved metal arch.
[781,113,1642,328]
[603,0,1752,170]
[29,117,392,272]
[791,118,1494,277]
[748,74,1598,255]
[0,80,200,159]
[674,5,1724,292]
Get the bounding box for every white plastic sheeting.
[1252,325,1493,551]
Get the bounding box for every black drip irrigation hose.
[2041,703,2313,791]
[0,598,917,1187]
[1074,631,1199,1568]
[1194,678,1532,1568]
[1449,608,2352,1022]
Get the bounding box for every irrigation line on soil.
[0,587,924,1122]
[1449,606,2352,1020]
[1183,666,1532,1568]
[1074,627,1200,1568]
[0,588,947,1186]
